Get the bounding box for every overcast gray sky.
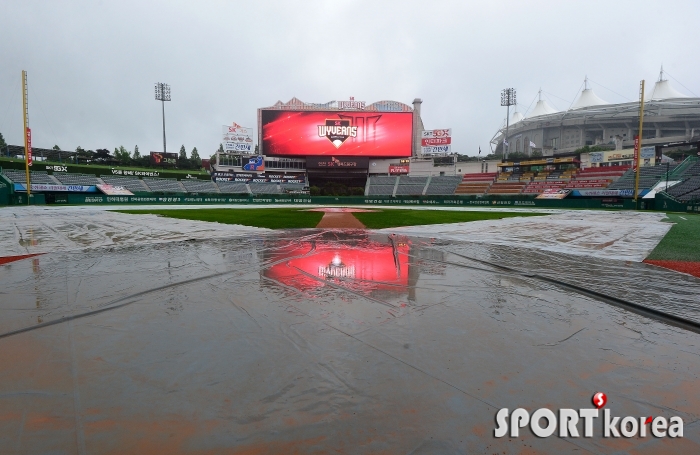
[1,0,698,158]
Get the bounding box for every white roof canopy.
[572,78,609,109]
[526,89,558,118]
[647,66,687,100]
[510,110,524,124]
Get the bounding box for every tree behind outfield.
[191,147,201,165]
[115,146,131,165]
[179,145,187,160]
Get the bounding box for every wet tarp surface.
[1,230,699,454]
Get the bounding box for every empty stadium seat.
[3,170,58,184]
[367,176,397,196]
[143,178,184,193]
[608,165,678,191]
[216,181,250,194]
[249,183,282,194]
[100,176,150,193]
[424,176,462,195]
[487,182,527,195]
[181,179,219,193]
[53,173,102,186]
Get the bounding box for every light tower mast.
[154,82,171,153]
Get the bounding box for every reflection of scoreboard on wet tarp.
[264,238,409,292]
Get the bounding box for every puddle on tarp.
[1,230,699,454]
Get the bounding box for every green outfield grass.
[352,209,545,229]
[117,208,325,229]
[646,213,700,262]
[117,208,545,230]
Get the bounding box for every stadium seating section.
[4,160,697,200]
[216,182,250,194]
[142,178,184,193]
[366,175,464,196]
[101,176,150,193]
[395,176,428,196]
[367,176,397,196]
[53,173,102,186]
[181,180,220,193]
[454,173,496,195]
[664,159,700,201]
[608,165,677,191]
[424,176,462,195]
[248,183,282,194]
[2,170,58,184]
[0,169,310,196]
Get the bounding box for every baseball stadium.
[1,79,700,452]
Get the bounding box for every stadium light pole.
[500,88,516,161]
[155,83,171,153]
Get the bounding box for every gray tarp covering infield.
[0,208,699,453]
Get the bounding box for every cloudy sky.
[1,0,698,158]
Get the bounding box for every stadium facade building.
[212,97,466,188]
[492,70,700,163]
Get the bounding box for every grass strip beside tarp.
[352,209,545,229]
[646,213,700,262]
[117,208,325,229]
[117,208,546,230]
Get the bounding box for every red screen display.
[261,110,413,157]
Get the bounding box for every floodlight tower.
[154,83,171,153]
[500,88,516,160]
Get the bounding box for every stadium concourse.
[1,205,699,454]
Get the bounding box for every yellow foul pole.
[633,80,645,208]
[22,70,31,203]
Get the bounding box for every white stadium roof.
[517,69,689,120]
[510,110,524,124]
[491,67,700,154]
[526,90,558,118]
[648,80,686,101]
[571,78,609,109]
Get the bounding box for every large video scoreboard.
[260,110,413,157]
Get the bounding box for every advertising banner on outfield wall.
[150,152,178,166]
[571,189,634,197]
[421,145,452,155]
[421,137,451,146]
[242,156,265,171]
[421,129,451,138]
[389,165,409,175]
[14,183,96,193]
[223,123,255,153]
[421,129,452,156]
[306,156,369,169]
[261,110,412,157]
[536,189,571,199]
[212,171,305,183]
[96,184,135,196]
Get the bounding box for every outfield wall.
[6,188,700,212]
[9,193,644,210]
[654,192,700,214]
